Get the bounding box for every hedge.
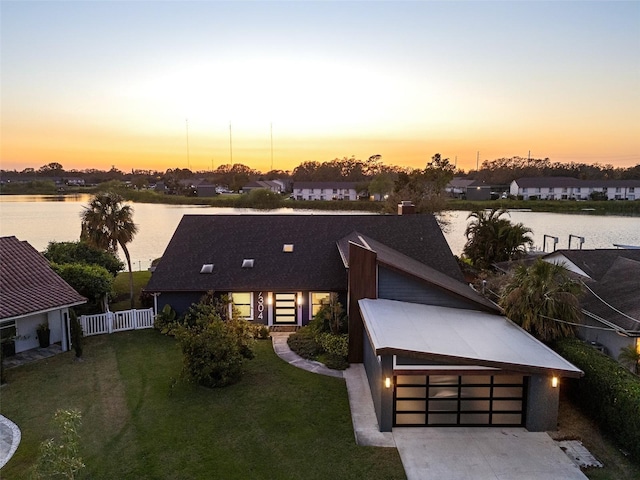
[553,337,640,461]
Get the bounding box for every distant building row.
[510,177,640,201]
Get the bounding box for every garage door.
[394,374,526,427]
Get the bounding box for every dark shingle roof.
[513,177,640,188]
[147,214,462,293]
[0,236,86,320]
[293,182,359,190]
[581,257,640,333]
[554,249,640,281]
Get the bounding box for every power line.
[580,280,640,325]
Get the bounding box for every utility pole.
[185,118,191,170]
[476,151,479,171]
[270,122,274,172]
[229,122,233,165]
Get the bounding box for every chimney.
[397,200,416,215]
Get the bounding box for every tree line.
[2,156,638,193]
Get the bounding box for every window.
[333,189,337,194]
[630,187,635,193]
[231,292,253,319]
[310,292,331,318]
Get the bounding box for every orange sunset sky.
[2,1,639,174]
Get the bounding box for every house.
[510,177,640,201]
[292,182,359,201]
[146,205,582,432]
[0,236,86,357]
[242,180,285,194]
[542,249,640,363]
[446,178,494,200]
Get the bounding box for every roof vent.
[283,244,294,252]
[242,258,254,268]
[200,264,214,274]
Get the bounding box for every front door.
[274,293,297,324]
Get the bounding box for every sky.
[1,1,639,174]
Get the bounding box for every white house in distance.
[0,236,86,356]
[292,182,359,201]
[510,177,640,200]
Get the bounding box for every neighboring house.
[542,249,640,364]
[445,178,475,198]
[292,182,359,201]
[242,180,285,194]
[445,178,493,200]
[194,180,218,197]
[510,177,640,200]
[0,236,86,357]
[146,205,582,432]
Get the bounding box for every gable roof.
[359,299,583,377]
[293,182,359,190]
[337,232,499,313]
[146,214,462,293]
[545,249,640,281]
[513,177,640,189]
[0,236,86,320]
[580,256,640,334]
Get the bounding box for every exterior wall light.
[551,376,559,388]
[297,294,303,305]
[267,293,272,305]
[385,377,392,389]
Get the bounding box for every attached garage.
[358,299,583,432]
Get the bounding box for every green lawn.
[110,271,152,311]
[0,330,405,479]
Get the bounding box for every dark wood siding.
[348,243,378,363]
[378,267,479,310]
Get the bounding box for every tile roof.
[146,214,462,293]
[0,236,86,320]
[337,232,499,313]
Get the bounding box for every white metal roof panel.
[359,298,583,377]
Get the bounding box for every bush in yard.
[287,327,322,359]
[69,309,83,358]
[31,409,85,480]
[553,337,640,461]
[51,262,113,313]
[154,304,179,335]
[176,316,254,388]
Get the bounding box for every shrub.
[287,327,322,359]
[154,304,179,335]
[70,310,83,358]
[31,409,85,479]
[553,337,640,461]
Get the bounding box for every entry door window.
[274,293,297,324]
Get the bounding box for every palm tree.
[80,192,138,309]
[618,344,640,375]
[463,208,533,269]
[500,259,583,342]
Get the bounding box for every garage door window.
[394,374,526,427]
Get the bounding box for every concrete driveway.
[393,427,587,480]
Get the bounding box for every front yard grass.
[0,330,405,479]
[109,270,152,311]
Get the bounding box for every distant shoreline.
[2,189,639,215]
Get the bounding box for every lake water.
[1,194,638,270]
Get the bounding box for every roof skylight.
[283,244,294,252]
[200,264,214,274]
[242,258,255,268]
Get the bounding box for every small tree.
[43,241,124,276]
[51,263,113,312]
[31,409,85,480]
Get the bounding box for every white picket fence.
[80,308,155,337]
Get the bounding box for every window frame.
[230,292,254,320]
